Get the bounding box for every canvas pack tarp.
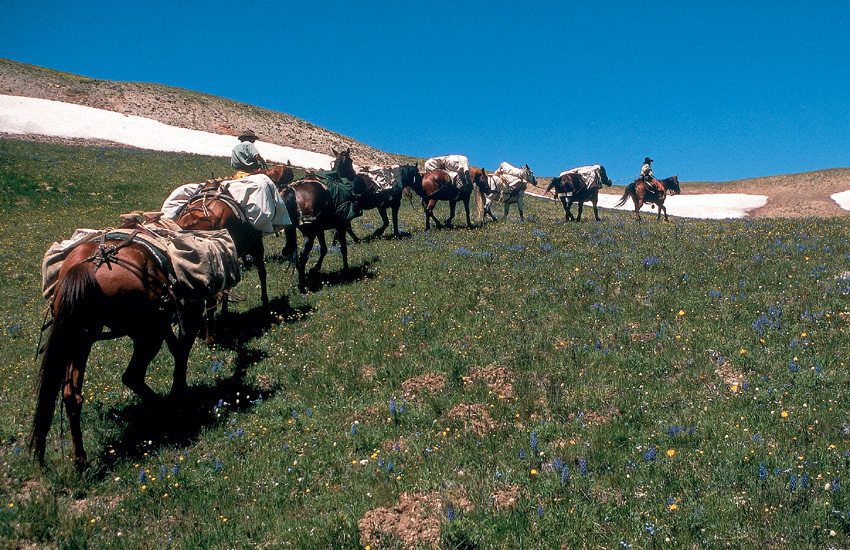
[41,223,241,301]
[424,155,470,189]
[492,161,527,191]
[312,171,363,222]
[359,165,400,191]
[559,165,609,190]
[161,174,290,233]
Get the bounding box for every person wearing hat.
[640,157,656,190]
[231,129,268,177]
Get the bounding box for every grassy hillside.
[1,138,849,547]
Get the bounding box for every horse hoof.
[73,455,89,472]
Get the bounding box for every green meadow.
[1,139,849,548]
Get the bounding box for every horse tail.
[615,183,635,207]
[281,189,299,267]
[29,263,100,464]
[473,182,486,223]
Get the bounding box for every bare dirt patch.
[401,373,446,400]
[445,403,497,436]
[358,488,471,549]
[491,485,522,511]
[463,365,515,399]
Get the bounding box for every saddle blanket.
[42,222,241,301]
[559,165,608,189]
[310,171,363,222]
[161,174,289,233]
[493,161,526,191]
[424,155,469,189]
[358,165,398,191]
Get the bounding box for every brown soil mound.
[463,365,514,399]
[491,485,522,510]
[401,373,447,400]
[358,488,471,549]
[445,403,497,436]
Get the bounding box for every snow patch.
[0,94,334,171]
[831,190,850,211]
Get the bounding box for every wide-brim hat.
[644,157,654,163]
[238,129,258,141]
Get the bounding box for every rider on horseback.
[231,129,268,177]
[641,157,656,190]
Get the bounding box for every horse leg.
[657,202,662,221]
[463,197,472,228]
[663,203,669,222]
[122,332,166,403]
[517,194,525,221]
[337,227,350,271]
[62,344,91,469]
[577,202,584,222]
[297,234,315,292]
[372,207,390,239]
[311,233,328,275]
[168,302,203,397]
[254,239,269,306]
[635,198,643,221]
[391,203,401,237]
[346,226,361,244]
[445,201,456,228]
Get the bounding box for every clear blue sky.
[2,0,849,181]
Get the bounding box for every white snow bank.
[831,190,850,211]
[531,191,768,219]
[0,94,334,171]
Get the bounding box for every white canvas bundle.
[493,162,527,191]
[560,165,603,189]
[359,165,398,190]
[424,155,470,174]
[160,174,288,234]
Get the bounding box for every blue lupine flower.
[446,504,456,521]
[389,398,397,415]
[211,359,223,373]
[552,458,564,472]
[377,457,384,468]
[7,323,22,335]
[758,463,767,481]
[709,289,722,299]
[831,478,840,492]
[645,523,657,536]
[172,465,180,476]
[788,359,801,373]
[642,256,660,268]
[350,424,358,436]
[138,469,147,483]
[561,466,570,484]
[644,448,657,461]
[753,433,761,442]
[537,504,544,517]
[530,432,539,453]
[306,408,313,417]
[801,473,810,489]
[579,457,588,475]
[518,449,527,460]
[214,459,224,472]
[386,461,394,472]
[789,474,798,491]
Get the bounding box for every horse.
[281,148,374,293]
[172,165,294,311]
[30,237,205,469]
[545,168,613,222]
[614,175,681,221]
[408,168,475,230]
[350,164,421,240]
[473,164,537,223]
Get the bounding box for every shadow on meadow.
[264,256,380,293]
[90,296,310,478]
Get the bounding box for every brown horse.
[30,238,205,469]
[545,167,613,222]
[281,149,373,293]
[408,169,475,230]
[173,165,294,309]
[615,175,681,221]
[472,164,537,223]
[349,164,421,240]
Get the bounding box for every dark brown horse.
[545,168,613,222]
[173,165,294,308]
[615,175,681,221]
[30,238,205,469]
[281,149,373,293]
[349,164,421,240]
[408,168,475,230]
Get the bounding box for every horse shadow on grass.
[89,295,311,479]
[302,256,379,293]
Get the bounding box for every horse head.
[664,175,681,195]
[523,164,538,186]
[469,166,490,193]
[331,148,357,180]
[545,176,563,196]
[263,165,295,191]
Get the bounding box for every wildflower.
[645,523,657,536]
[389,398,397,415]
[642,256,660,268]
[644,447,657,461]
[666,449,677,458]
[801,473,810,489]
[350,423,358,436]
[530,469,538,477]
[677,309,686,317]
[561,466,570,484]
[780,410,789,418]
[758,463,767,481]
[552,458,564,472]
[446,504,456,521]
[789,475,798,491]
[518,449,527,460]
[7,323,22,335]
[536,504,544,517]
[530,432,539,453]
[138,469,147,483]
[579,457,588,475]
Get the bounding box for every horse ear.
[332,148,339,157]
